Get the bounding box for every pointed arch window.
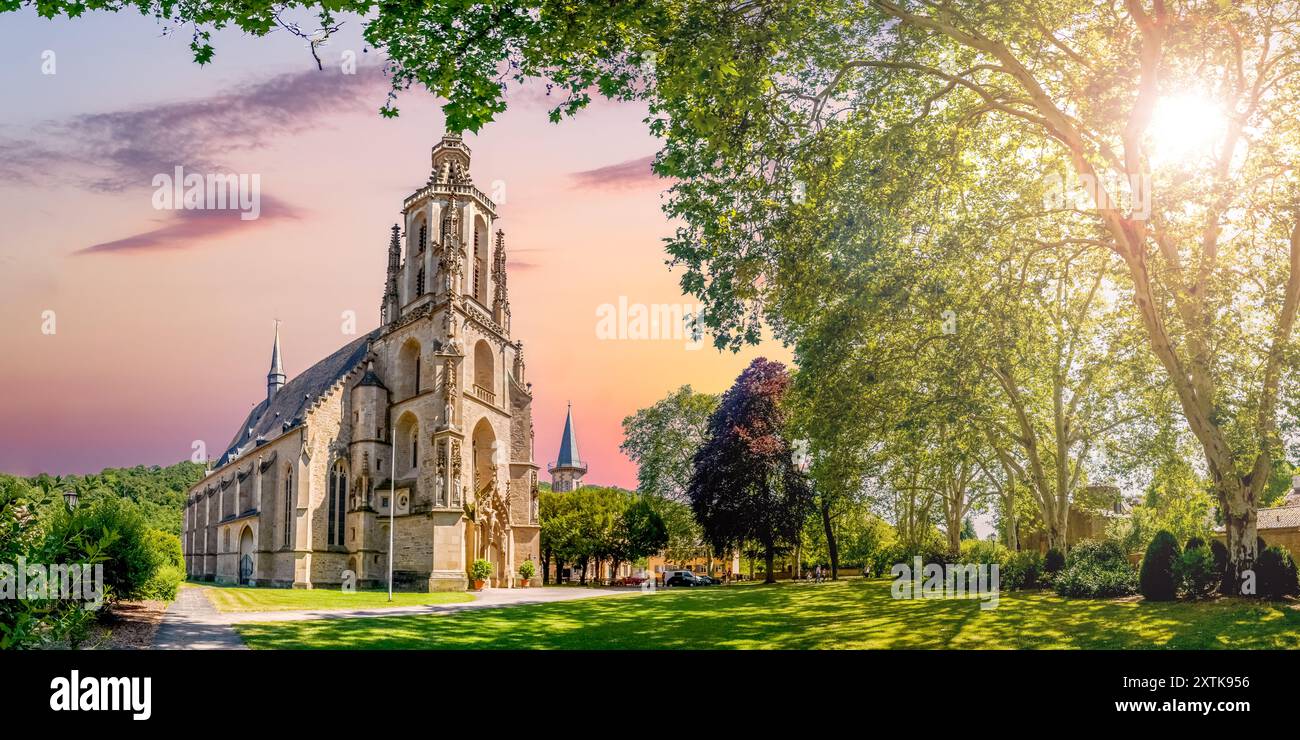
[473,228,482,302]
[418,221,428,252]
[282,466,294,548]
[328,460,348,546]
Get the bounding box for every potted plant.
[470,559,492,590]
[518,560,536,588]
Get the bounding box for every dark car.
[695,575,722,585]
[665,573,703,587]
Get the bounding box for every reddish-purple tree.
[688,358,814,583]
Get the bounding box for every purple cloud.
[568,155,663,190]
[78,196,303,256]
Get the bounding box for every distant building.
[1213,479,1300,561]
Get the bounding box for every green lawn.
[233,578,1300,649]
[192,583,472,613]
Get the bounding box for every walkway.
[151,585,639,647]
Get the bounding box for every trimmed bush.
[1139,530,1181,601]
[1002,550,1043,591]
[470,559,492,582]
[1256,546,1300,600]
[1054,539,1138,598]
[1044,547,1065,575]
[1176,545,1219,598]
[1184,536,1206,551]
[1209,539,1231,593]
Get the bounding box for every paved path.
[151,586,249,650]
[151,586,640,647]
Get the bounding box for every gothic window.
[328,460,348,546]
[418,221,428,251]
[473,227,481,302]
[283,466,293,548]
[416,267,425,295]
[411,430,418,470]
[415,354,421,394]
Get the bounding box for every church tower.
[549,402,587,492]
[266,321,285,402]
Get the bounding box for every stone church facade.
[182,133,540,591]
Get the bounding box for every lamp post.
[63,489,79,512]
[791,440,812,581]
[388,435,396,602]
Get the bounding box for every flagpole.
[388,437,395,602]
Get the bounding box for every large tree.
[688,358,814,583]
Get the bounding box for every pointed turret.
[382,224,402,324]
[548,402,587,492]
[267,321,286,402]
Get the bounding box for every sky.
[0,8,790,488]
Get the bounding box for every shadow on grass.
[233,579,1300,650]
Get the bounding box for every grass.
[193,582,472,613]
[233,578,1300,649]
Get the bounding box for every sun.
[1145,93,1229,169]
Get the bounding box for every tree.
[688,358,814,583]
[607,496,669,580]
[621,385,718,503]
[621,385,719,570]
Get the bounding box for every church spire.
[267,320,285,403]
[382,223,401,324]
[549,402,587,492]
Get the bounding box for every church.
[181,133,540,591]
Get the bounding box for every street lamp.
[62,489,79,511]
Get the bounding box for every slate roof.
[553,402,585,470]
[217,330,379,467]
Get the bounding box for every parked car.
[665,572,704,587]
[695,575,722,585]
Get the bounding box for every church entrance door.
[238,526,255,585]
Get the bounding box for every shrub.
[140,563,184,601]
[958,539,1008,567]
[1256,546,1300,600]
[1002,550,1043,591]
[1044,548,1065,575]
[1184,536,1206,551]
[518,560,536,581]
[1139,530,1181,601]
[470,559,492,582]
[58,497,161,603]
[1209,539,1231,593]
[1176,545,1219,598]
[1054,539,1138,598]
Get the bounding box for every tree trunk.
[541,550,551,585]
[764,545,776,584]
[578,557,587,585]
[1222,479,1260,594]
[820,501,839,580]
